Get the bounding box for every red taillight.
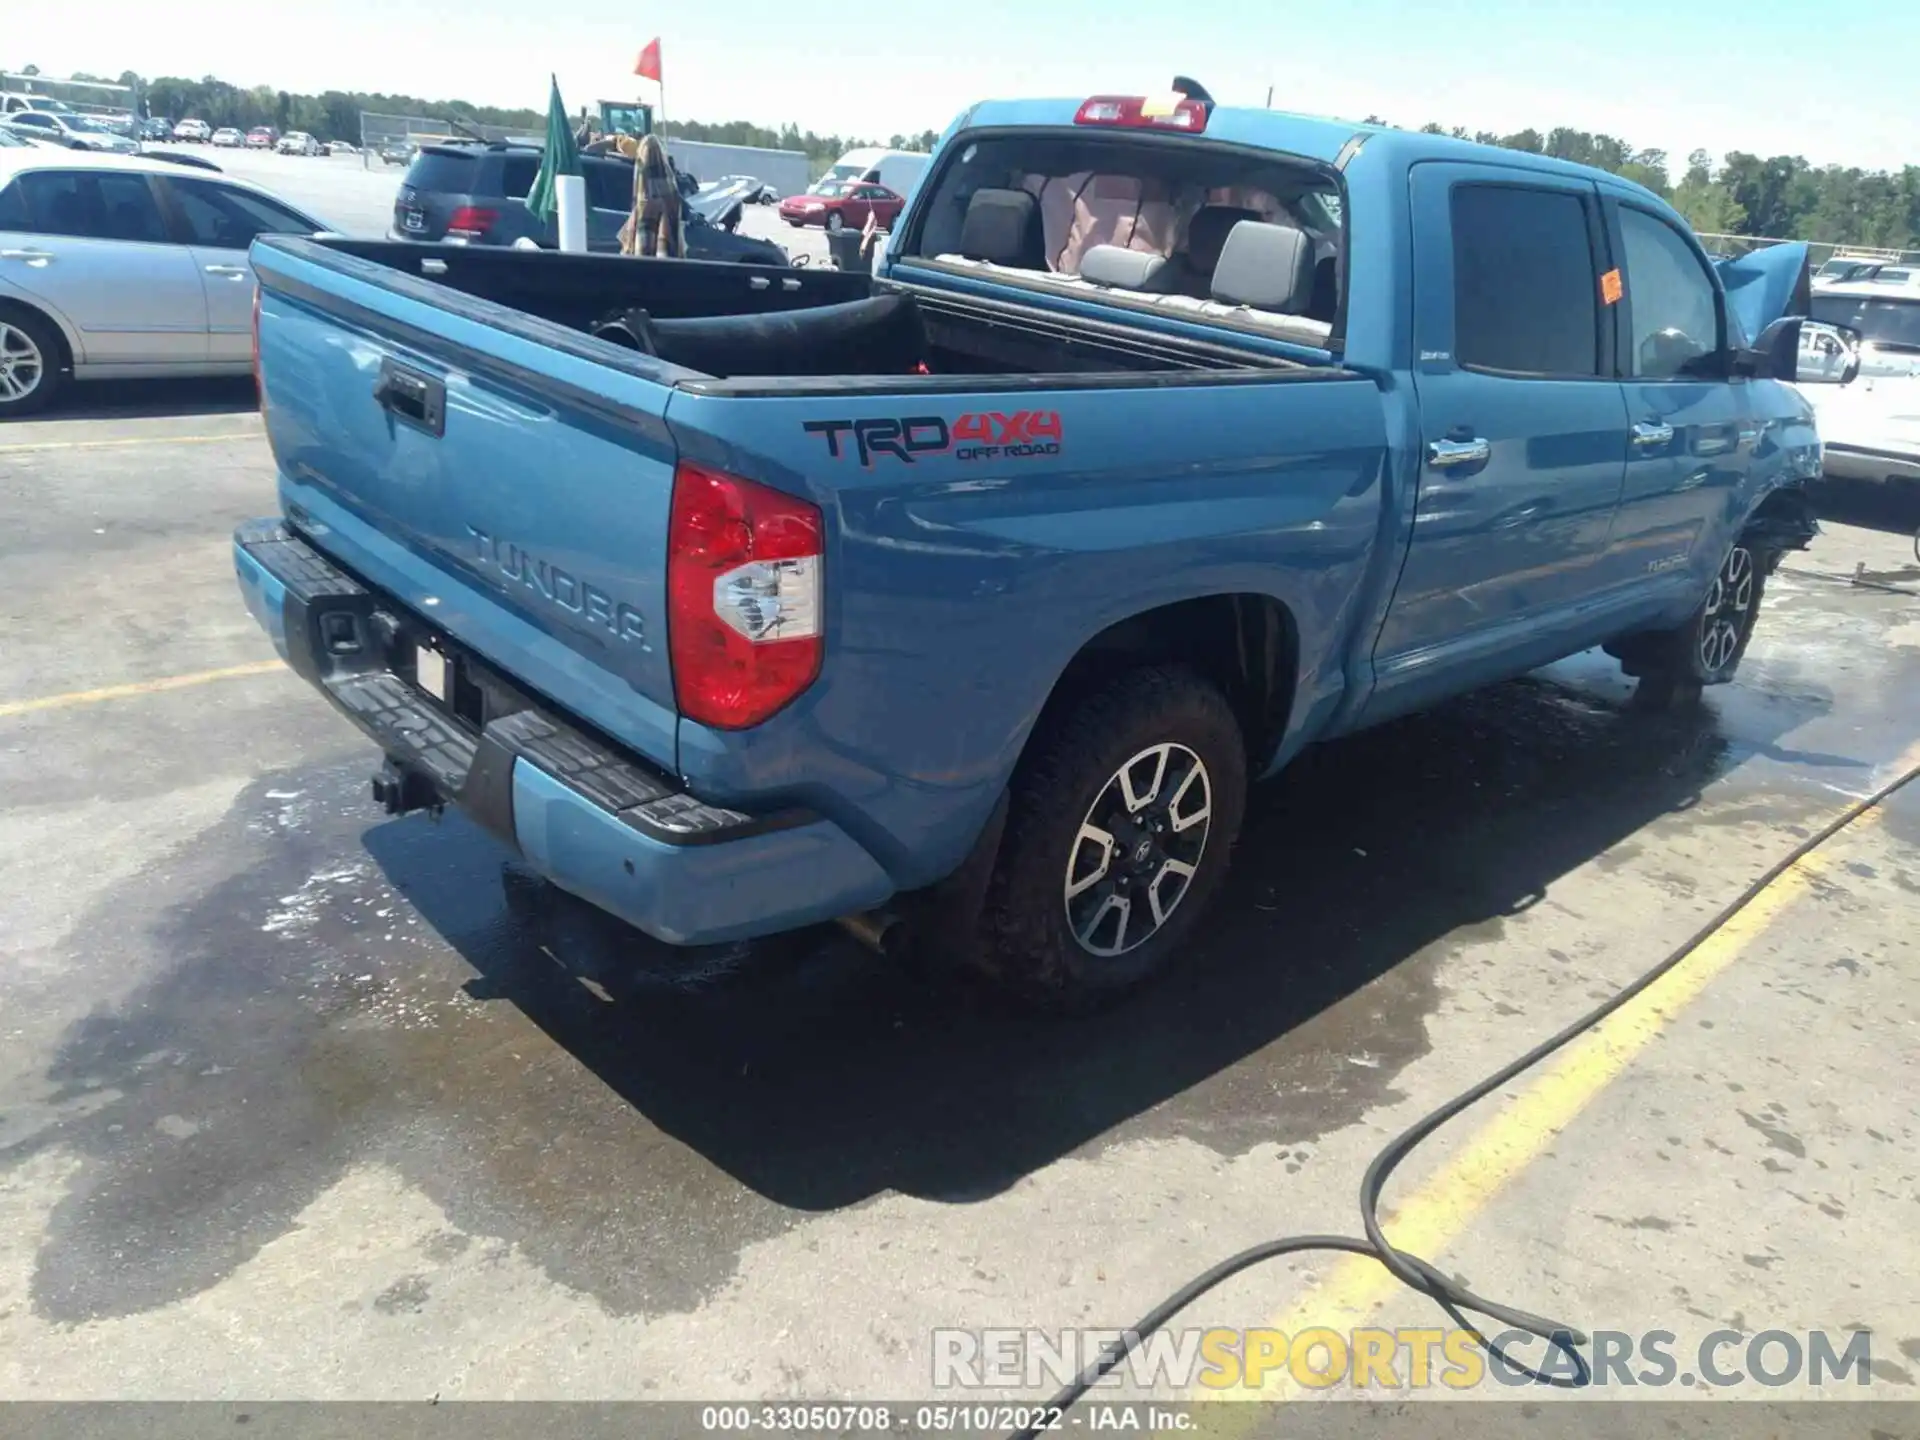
[446,205,499,236]
[1074,94,1210,133]
[667,462,823,730]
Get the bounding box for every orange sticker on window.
[1600,268,1624,304]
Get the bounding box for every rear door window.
[13,170,169,243]
[1451,184,1601,377]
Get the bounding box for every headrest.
[1210,221,1315,313]
[1079,244,1170,291]
[961,188,1038,265]
[1185,206,1261,274]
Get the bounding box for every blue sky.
[11,0,1916,176]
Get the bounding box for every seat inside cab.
[905,131,1343,346]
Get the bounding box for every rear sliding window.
[900,132,1343,336]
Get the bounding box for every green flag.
[525,75,580,225]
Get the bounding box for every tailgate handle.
[373,359,446,437]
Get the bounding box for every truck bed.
[301,239,1307,387]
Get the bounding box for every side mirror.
[1746,316,1861,385]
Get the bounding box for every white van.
[814,147,931,198]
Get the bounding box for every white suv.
[1804,282,1920,491]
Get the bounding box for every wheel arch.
[0,293,80,374]
[1026,593,1300,776]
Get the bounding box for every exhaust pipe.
[836,909,904,956]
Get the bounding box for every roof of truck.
[954,97,1665,205]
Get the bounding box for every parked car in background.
[326,140,358,156]
[815,146,930,196]
[377,142,414,167]
[1802,284,1920,493]
[0,129,48,150]
[171,118,211,143]
[1,111,139,155]
[389,141,785,262]
[0,149,331,416]
[777,179,905,233]
[141,117,174,141]
[246,127,277,150]
[211,128,244,149]
[277,132,321,157]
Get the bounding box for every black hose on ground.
[1013,751,1920,1437]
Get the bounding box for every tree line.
[42,69,930,180]
[19,66,1916,246]
[1366,116,1919,252]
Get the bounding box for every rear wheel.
[0,307,65,419]
[979,667,1248,1010]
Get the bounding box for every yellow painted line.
[0,660,285,719]
[1193,735,1920,1417]
[0,432,259,455]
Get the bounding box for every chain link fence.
[1696,232,1920,269]
[356,111,543,168]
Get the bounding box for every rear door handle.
[1632,421,1676,448]
[372,357,447,438]
[1427,436,1490,469]
[204,263,249,278]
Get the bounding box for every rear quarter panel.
[664,373,1392,889]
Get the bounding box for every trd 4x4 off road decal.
[803,411,1063,466]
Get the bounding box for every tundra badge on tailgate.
[804,411,1063,467]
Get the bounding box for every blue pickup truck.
[234,86,1854,1007]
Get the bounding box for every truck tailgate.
[251,241,682,772]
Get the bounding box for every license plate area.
[403,209,425,233]
[406,632,484,728]
[415,642,449,702]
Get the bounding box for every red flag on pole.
[636,39,662,82]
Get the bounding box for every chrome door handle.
[1427,436,1490,469]
[1632,421,1675,448]
[0,248,53,261]
[204,264,249,278]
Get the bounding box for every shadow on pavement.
[54,376,259,423]
[365,660,1813,1211]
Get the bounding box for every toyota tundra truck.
[233,85,1849,1007]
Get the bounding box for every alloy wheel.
[1063,742,1214,957]
[1699,545,1755,673]
[0,322,44,405]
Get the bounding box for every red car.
[778,180,905,233]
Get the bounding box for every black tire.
[1609,538,1769,706]
[0,304,67,419]
[979,666,1248,1011]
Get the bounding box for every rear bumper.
[1822,444,1920,487]
[233,520,894,946]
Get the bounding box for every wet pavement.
[2,400,1918,1400]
